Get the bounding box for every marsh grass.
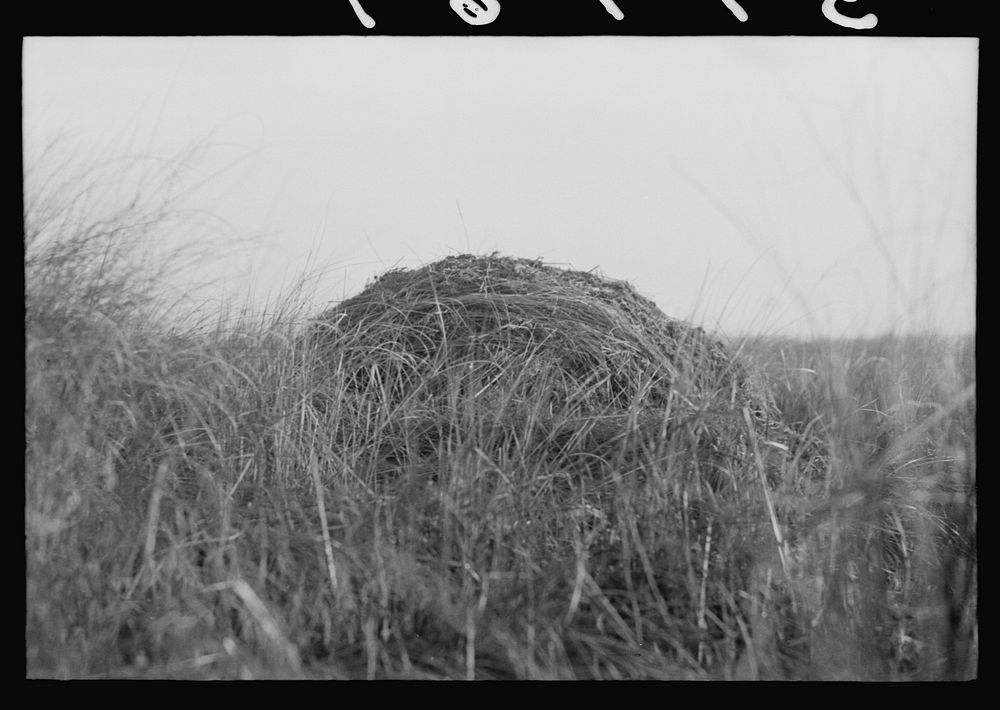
[25,173,975,680]
[743,334,976,680]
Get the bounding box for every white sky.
[23,36,977,338]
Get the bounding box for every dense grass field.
[24,176,976,680]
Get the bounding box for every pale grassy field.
[25,165,975,680]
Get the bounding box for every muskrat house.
[305,254,791,484]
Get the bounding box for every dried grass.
[308,254,786,475]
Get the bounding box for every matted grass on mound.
[306,253,791,482]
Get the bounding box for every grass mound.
[291,254,808,678]
[308,253,787,482]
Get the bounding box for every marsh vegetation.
[25,162,975,680]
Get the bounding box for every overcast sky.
[23,36,976,338]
